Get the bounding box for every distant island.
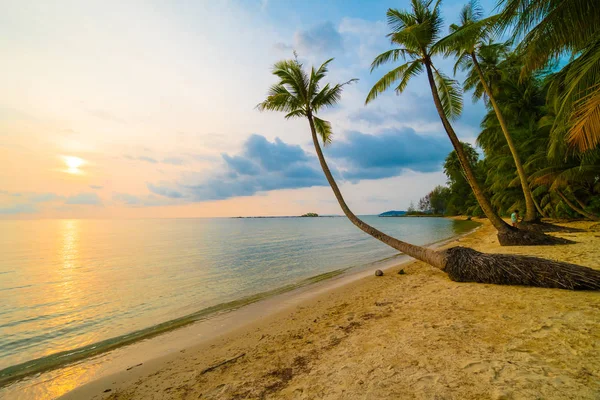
[378,210,406,217]
[232,213,342,219]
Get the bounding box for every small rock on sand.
[375,270,383,276]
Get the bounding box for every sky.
[0,0,498,218]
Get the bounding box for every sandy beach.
[62,218,600,400]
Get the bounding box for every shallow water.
[0,216,477,388]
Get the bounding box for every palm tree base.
[442,246,600,290]
[519,221,585,234]
[497,227,574,246]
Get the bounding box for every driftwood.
[201,353,245,375]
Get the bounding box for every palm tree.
[257,57,445,268]
[365,0,554,245]
[498,0,600,152]
[257,56,600,290]
[436,0,538,223]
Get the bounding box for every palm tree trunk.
[470,54,537,222]
[423,61,511,233]
[306,112,447,269]
[557,190,600,221]
[533,196,548,218]
[573,194,599,218]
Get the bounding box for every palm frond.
[312,116,333,145]
[395,61,424,93]
[313,79,358,112]
[370,48,419,72]
[567,86,600,151]
[259,57,356,148]
[309,58,334,99]
[285,109,306,119]
[366,61,414,104]
[433,69,464,120]
[256,84,303,113]
[386,8,416,32]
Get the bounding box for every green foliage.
[257,57,357,145]
[497,0,600,152]
[441,142,485,216]
[418,185,452,214]
[366,0,464,121]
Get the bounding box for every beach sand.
[63,219,600,400]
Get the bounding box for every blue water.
[0,216,476,387]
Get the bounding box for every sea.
[0,216,477,398]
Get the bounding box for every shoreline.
[59,218,599,400]
[1,218,479,399]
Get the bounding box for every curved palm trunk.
[423,61,512,233]
[557,190,600,221]
[471,54,537,222]
[306,113,447,269]
[533,196,548,218]
[573,194,599,219]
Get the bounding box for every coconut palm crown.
[257,56,357,145]
[365,0,463,120]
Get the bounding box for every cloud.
[125,155,158,163]
[112,192,173,207]
[65,192,102,205]
[326,129,452,181]
[138,156,158,163]
[0,203,37,215]
[113,193,141,205]
[89,185,103,190]
[0,190,22,197]
[148,134,327,202]
[349,94,441,127]
[144,131,452,204]
[162,157,185,166]
[125,155,187,166]
[293,22,343,54]
[147,183,184,199]
[30,193,63,203]
[245,134,309,170]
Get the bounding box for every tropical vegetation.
[257,0,600,289]
[405,0,600,223]
[258,55,600,290]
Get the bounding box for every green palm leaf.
[433,69,464,120]
[365,61,414,104]
[258,57,356,146]
[312,116,333,145]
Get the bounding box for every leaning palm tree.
[365,0,556,245]
[436,0,538,223]
[257,56,600,290]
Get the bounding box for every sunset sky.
[1,0,496,218]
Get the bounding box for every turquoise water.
[0,216,477,388]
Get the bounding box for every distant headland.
[378,210,406,217]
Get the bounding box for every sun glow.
[62,156,85,174]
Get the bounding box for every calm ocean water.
[0,216,476,389]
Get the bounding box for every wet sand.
[63,219,600,399]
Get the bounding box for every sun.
[62,156,85,174]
